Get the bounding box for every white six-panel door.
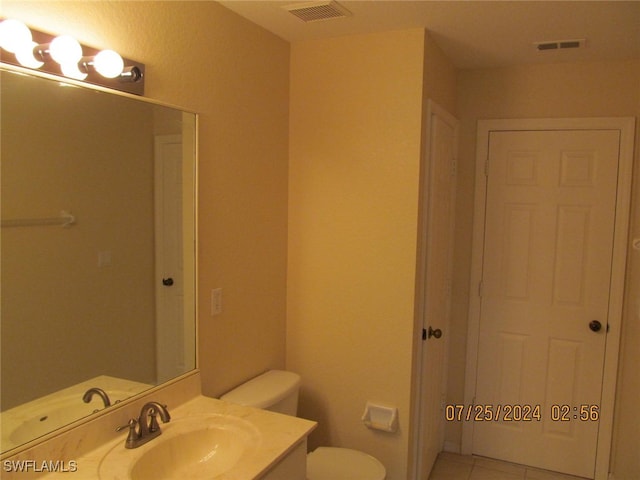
[473,129,620,477]
[464,118,635,480]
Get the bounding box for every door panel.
[473,130,620,478]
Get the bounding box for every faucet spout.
[138,402,171,437]
[82,387,111,408]
[115,402,171,449]
[141,402,171,423]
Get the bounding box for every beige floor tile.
[429,457,473,480]
[469,465,525,480]
[525,467,588,480]
[474,456,527,476]
[428,453,586,480]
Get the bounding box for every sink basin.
[99,414,261,480]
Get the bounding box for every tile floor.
[428,452,588,480]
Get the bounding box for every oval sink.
[99,414,261,480]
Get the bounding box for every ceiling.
[218,1,640,69]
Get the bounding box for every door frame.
[410,99,459,479]
[462,117,635,479]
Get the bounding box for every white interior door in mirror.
[155,134,186,383]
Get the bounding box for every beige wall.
[422,33,457,116]
[288,29,455,480]
[452,60,640,477]
[1,1,291,398]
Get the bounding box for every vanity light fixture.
[14,40,43,68]
[46,34,84,65]
[0,18,31,53]
[87,50,125,78]
[0,18,145,95]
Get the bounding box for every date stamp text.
[445,404,600,422]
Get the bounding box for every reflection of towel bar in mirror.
[1,210,76,228]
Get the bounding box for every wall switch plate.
[211,288,222,316]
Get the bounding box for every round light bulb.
[61,62,88,80]
[93,50,124,78]
[15,41,44,68]
[49,34,83,65]
[0,19,33,54]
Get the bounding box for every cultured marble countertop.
[31,395,316,480]
[1,375,152,452]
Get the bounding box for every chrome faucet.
[82,387,111,409]
[116,402,171,449]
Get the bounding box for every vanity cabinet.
[259,440,307,480]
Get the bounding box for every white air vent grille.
[284,1,351,22]
[534,39,587,51]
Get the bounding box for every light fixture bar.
[0,19,145,95]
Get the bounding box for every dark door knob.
[162,277,174,286]
[428,326,442,339]
[589,320,602,332]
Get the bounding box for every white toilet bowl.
[307,446,386,480]
[220,370,386,480]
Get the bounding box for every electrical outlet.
[211,288,222,316]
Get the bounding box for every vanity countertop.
[18,395,316,480]
[1,375,152,453]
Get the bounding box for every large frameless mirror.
[0,65,197,455]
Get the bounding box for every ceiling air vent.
[284,1,351,22]
[534,39,587,51]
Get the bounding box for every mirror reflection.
[0,67,197,454]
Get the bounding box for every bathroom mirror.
[0,66,197,454]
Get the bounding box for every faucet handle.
[148,410,159,433]
[116,418,137,432]
[147,404,169,433]
[116,418,139,449]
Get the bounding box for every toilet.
[220,370,386,480]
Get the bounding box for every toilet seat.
[306,447,386,480]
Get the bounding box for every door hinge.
[422,328,427,340]
[478,280,483,297]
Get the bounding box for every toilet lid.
[307,447,386,480]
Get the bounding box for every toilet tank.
[220,370,301,416]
